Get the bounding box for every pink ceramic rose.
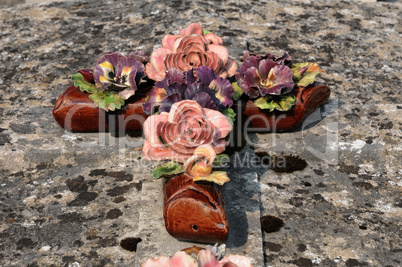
[142,100,232,163]
[142,251,197,267]
[142,249,253,267]
[219,255,253,267]
[146,22,238,81]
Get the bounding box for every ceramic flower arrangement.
[143,66,235,115]
[71,51,148,111]
[142,244,253,267]
[236,51,324,112]
[143,100,232,184]
[52,22,331,258]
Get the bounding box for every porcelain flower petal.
[197,249,220,267]
[219,255,253,267]
[179,22,204,36]
[170,251,198,267]
[236,55,294,98]
[142,100,232,162]
[94,52,145,100]
[146,23,238,81]
[143,67,235,115]
[141,256,170,267]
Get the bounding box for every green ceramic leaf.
[222,108,236,126]
[88,91,125,111]
[151,161,184,179]
[213,154,230,167]
[291,62,324,87]
[70,73,98,94]
[254,97,271,110]
[276,94,296,111]
[291,62,306,82]
[203,29,211,35]
[231,82,244,101]
[254,95,296,112]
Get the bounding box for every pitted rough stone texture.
[0,0,401,266]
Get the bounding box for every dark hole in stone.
[16,238,37,250]
[353,182,373,190]
[267,183,286,190]
[0,133,11,146]
[264,241,283,252]
[312,194,326,202]
[106,208,123,219]
[313,169,325,176]
[260,215,284,233]
[89,169,107,177]
[113,196,126,203]
[274,155,306,173]
[107,184,134,197]
[73,240,84,247]
[338,162,359,175]
[295,189,309,194]
[66,176,88,193]
[107,171,133,182]
[62,256,75,263]
[297,243,307,252]
[379,121,393,130]
[345,258,359,267]
[296,257,313,267]
[254,152,307,173]
[359,225,367,230]
[394,199,402,208]
[120,237,142,252]
[365,136,374,144]
[192,225,199,231]
[304,182,312,187]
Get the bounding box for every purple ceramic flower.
[94,52,146,100]
[236,51,294,98]
[143,66,234,115]
[240,51,292,65]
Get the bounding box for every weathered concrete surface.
[0,0,401,266]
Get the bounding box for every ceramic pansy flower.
[236,51,294,99]
[94,52,146,100]
[143,66,234,115]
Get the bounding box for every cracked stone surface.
[0,0,401,266]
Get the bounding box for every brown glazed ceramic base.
[241,82,331,131]
[52,85,150,132]
[163,174,229,243]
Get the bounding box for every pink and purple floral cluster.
[71,22,324,183]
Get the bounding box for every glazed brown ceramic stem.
[52,85,149,132]
[163,174,229,243]
[242,82,331,131]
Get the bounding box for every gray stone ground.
[0,0,401,266]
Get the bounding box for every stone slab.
[0,0,401,266]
